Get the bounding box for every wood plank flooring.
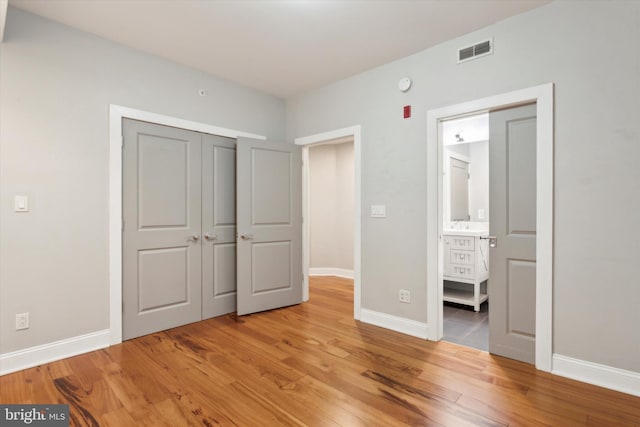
[1,276,639,426]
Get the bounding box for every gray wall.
[287,1,640,372]
[309,142,354,271]
[0,8,285,354]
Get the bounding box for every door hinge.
[122,300,125,314]
[121,134,124,148]
[122,218,125,232]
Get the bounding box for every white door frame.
[426,83,554,371]
[108,104,266,345]
[294,126,362,320]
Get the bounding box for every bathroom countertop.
[443,229,489,237]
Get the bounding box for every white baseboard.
[360,309,428,339]
[0,329,111,376]
[553,354,640,397]
[309,267,354,279]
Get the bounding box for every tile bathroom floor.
[443,301,488,351]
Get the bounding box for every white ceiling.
[8,0,549,98]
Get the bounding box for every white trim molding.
[109,104,266,345]
[553,354,640,397]
[426,83,554,372]
[360,309,428,340]
[295,125,362,320]
[309,268,354,279]
[0,330,110,376]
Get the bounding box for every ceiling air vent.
[458,38,493,63]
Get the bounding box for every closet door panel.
[123,119,202,340]
[202,134,237,319]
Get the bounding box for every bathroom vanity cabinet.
[443,231,489,312]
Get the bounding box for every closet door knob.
[188,234,200,242]
[204,233,217,241]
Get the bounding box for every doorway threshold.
[442,302,489,351]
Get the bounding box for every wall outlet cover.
[16,312,29,330]
[399,290,411,303]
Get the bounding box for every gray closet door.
[488,103,537,364]
[202,134,237,319]
[122,119,202,340]
[236,138,302,316]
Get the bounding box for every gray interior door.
[489,103,537,364]
[236,138,303,316]
[201,134,237,319]
[123,119,202,340]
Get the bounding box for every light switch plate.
[371,205,386,218]
[14,195,29,212]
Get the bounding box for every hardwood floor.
[1,276,639,426]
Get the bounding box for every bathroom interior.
[442,113,490,351]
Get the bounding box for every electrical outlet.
[399,290,411,303]
[16,312,29,330]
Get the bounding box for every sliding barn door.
[236,138,303,315]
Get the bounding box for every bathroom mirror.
[450,156,470,221]
[442,113,490,225]
[445,142,489,224]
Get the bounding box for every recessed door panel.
[252,148,292,225]
[507,118,537,235]
[213,243,237,297]
[138,247,189,312]
[213,146,236,227]
[138,135,188,229]
[252,242,292,294]
[507,259,536,338]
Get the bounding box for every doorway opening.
[308,140,354,279]
[295,126,362,319]
[426,84,554,371]
[440,113,490,351]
